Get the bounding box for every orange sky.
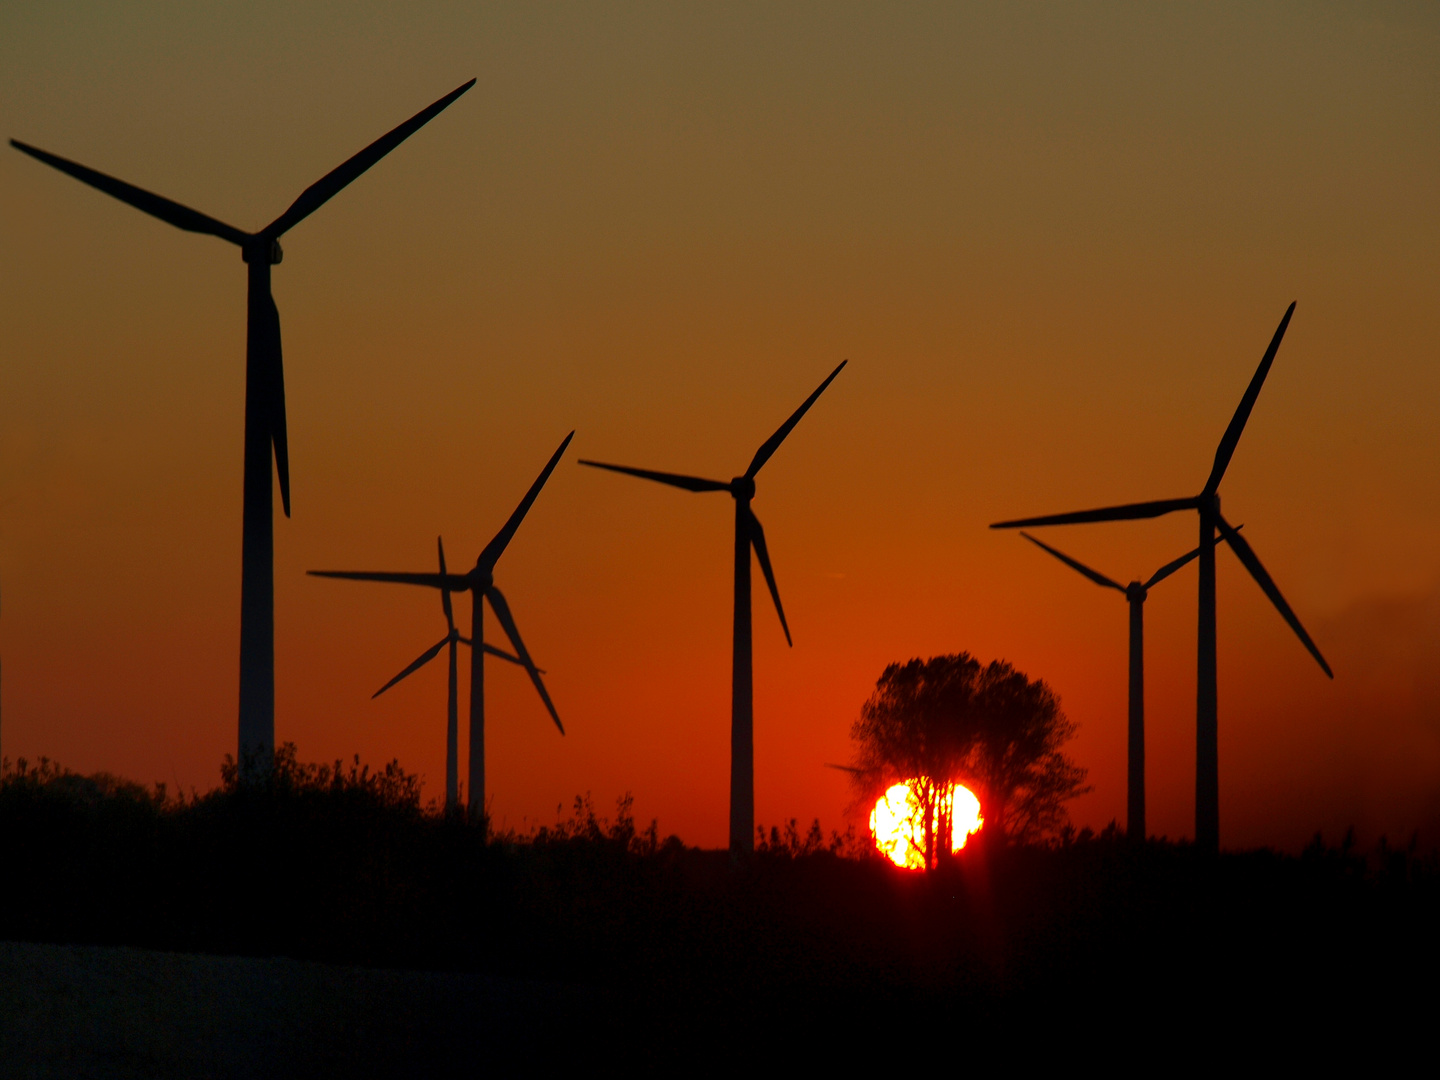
[2,3,1438,850]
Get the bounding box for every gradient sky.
[2,2,1437,849]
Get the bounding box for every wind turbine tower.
[993,304,1331,851]
[11,80,476,766]
[367,538,529,811]
[1019,530,1236,840]
[311,433,573,824]
[580,362,846,856]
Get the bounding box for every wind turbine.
[579,361,847,856]
[1019,529,1238,841]
[11,79,476,766]
[310,432,573,823]
[992,303,1331,851]
[368,537,530,811]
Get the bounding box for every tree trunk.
[922,778,936,869]
[935,784,954,867]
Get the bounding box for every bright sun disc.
[870,780,983,869]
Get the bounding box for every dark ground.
[0,755,1434,1074]
[0,941,590,1078]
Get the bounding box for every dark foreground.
[0,753,1434,1074]
[0,940,585,1078]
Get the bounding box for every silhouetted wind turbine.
[310,433,572,823]
[11,79,476,767]
[1019,529,1239,841]
[369,537,530,811]
[580,361,847,856]
[992,303,1331,851]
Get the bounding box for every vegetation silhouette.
[754,817,864,858]
[0,749,1435,1059]
[847,654,1090,866]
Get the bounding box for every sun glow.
[870,781,983,869]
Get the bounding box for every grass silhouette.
[1,747,1435,1052]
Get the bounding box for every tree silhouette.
[849,654,1090,853]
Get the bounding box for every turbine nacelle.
[309,430,575,739]
[1019,528,1224,603]
[577,361,847,855]
[996,300,1330,769]
[577,361,848,657]
[241,238,283,265]
[11,79,478,763]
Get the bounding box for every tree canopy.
[849,653,1090,856]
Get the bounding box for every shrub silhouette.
[754,818,868,859]
[218,742,424,811]
[1,749,1436,1039]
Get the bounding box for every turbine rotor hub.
[731,476,756,500]
[241,238,284,265]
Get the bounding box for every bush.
[0,749,1436,1035]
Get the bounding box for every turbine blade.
[9,140,250,246]
[1142,547,1200,591]
[748,509,792,646]
[437,537,455,632]
[745,360,847,479]
[484,586,564,735]
[477,432,574,572]
[577,460,730,493]
[258,288,291,518]
[307,570,470,590]
[1143,524,1243,590]
[372,635,450,697]
[1215,514,1332,678]
[262,79,476,238]
[991,496,1198,529]
[462,637,543,672]
[1020,531,1125,592]
[481,642,539,671]
[1203,302,1296,496]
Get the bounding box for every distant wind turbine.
[310,433,573,823]
[580,361,847,856]
[368,537,530,811]
[1018,529,1238,841]
[992,303,1331,852]
[11,79,476,766]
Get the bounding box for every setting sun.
[870,781,984,869]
